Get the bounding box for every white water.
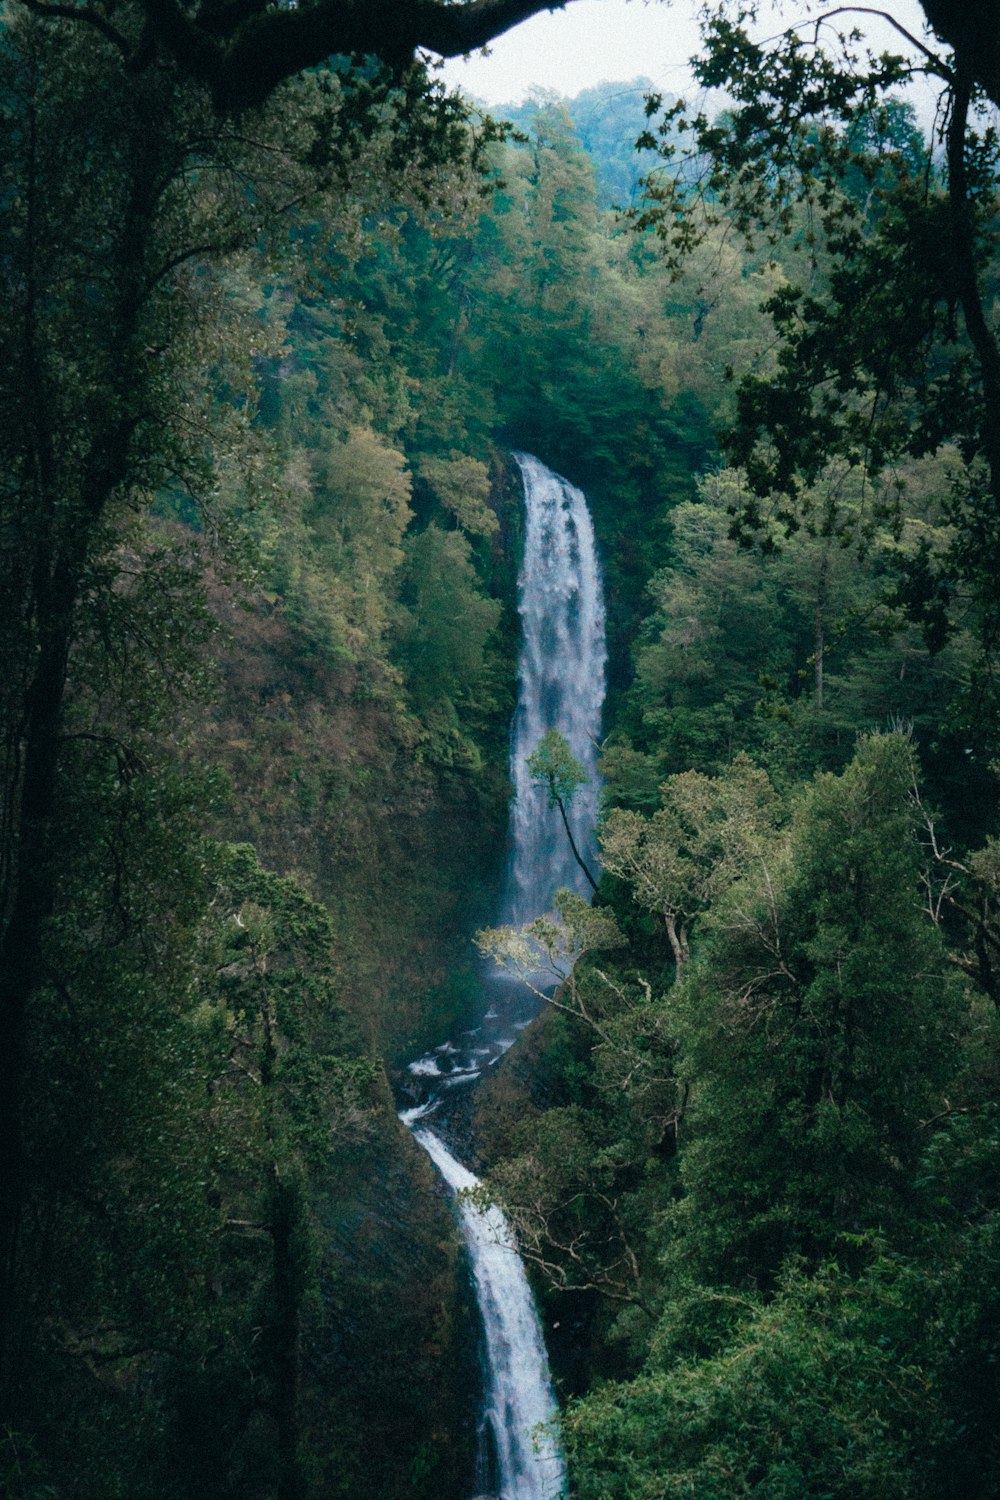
[503,453,606,926]
[401,454,607,1500]
[405,1115,566,1500]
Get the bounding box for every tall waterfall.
[503,453,606,925]
[401,454,607,1500]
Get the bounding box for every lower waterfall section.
[405,1118,566,1500]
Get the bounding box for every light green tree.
[600,753,780,971]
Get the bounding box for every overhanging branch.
[921,0,1000,109]
[215,0,577,112]
[23,0,581,112]
[415,0,573,57]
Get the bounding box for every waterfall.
[403,1114,567,1500]
[503,453,606,925]
[401,454,607,1500]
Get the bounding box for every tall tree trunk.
[0,85,158,1383]
[664,915,689,973]
[0,585,75,1380]
[553,789,599,894]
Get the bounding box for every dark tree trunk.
[553,789,599,894]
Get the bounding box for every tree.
[476,892,673,1313]
[0,0,500,1381]
[477,885,625,1007]
[394,523,502,708]
[0,13,282,1355]
[611,464,979,809]
[669,733,964,1286]
[640,2,1000,742]
[283,424,414,664]
[196,845,382,1500]
[600,753,780,972]
[562,1252,973,1500]
[528,728,600,892]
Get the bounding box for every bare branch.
[804,7,954,83]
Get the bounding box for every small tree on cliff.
[527,728,599,893]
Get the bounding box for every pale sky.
[439,1,942,127]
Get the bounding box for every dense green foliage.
[0,0,763,1486]
[468,10,1000,1498]
[0,12,496,1489]
[498,78,663,207]
[3,0,1000,1493]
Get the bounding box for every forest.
[0,0,998,1495]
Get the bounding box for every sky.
[439,1,941,126]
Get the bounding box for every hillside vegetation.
[1,4,999,1495]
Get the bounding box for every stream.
[400,453,607,1500]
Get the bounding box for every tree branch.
[415,0,573,58]
[132,0,580,112]
[805,7,954,83]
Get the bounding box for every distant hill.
[492,77,673,208]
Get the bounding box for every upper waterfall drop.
[503,454,607,927]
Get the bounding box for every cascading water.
[400,454,607,1500]
[401,1110,567,1500]
[503,453,607,926]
